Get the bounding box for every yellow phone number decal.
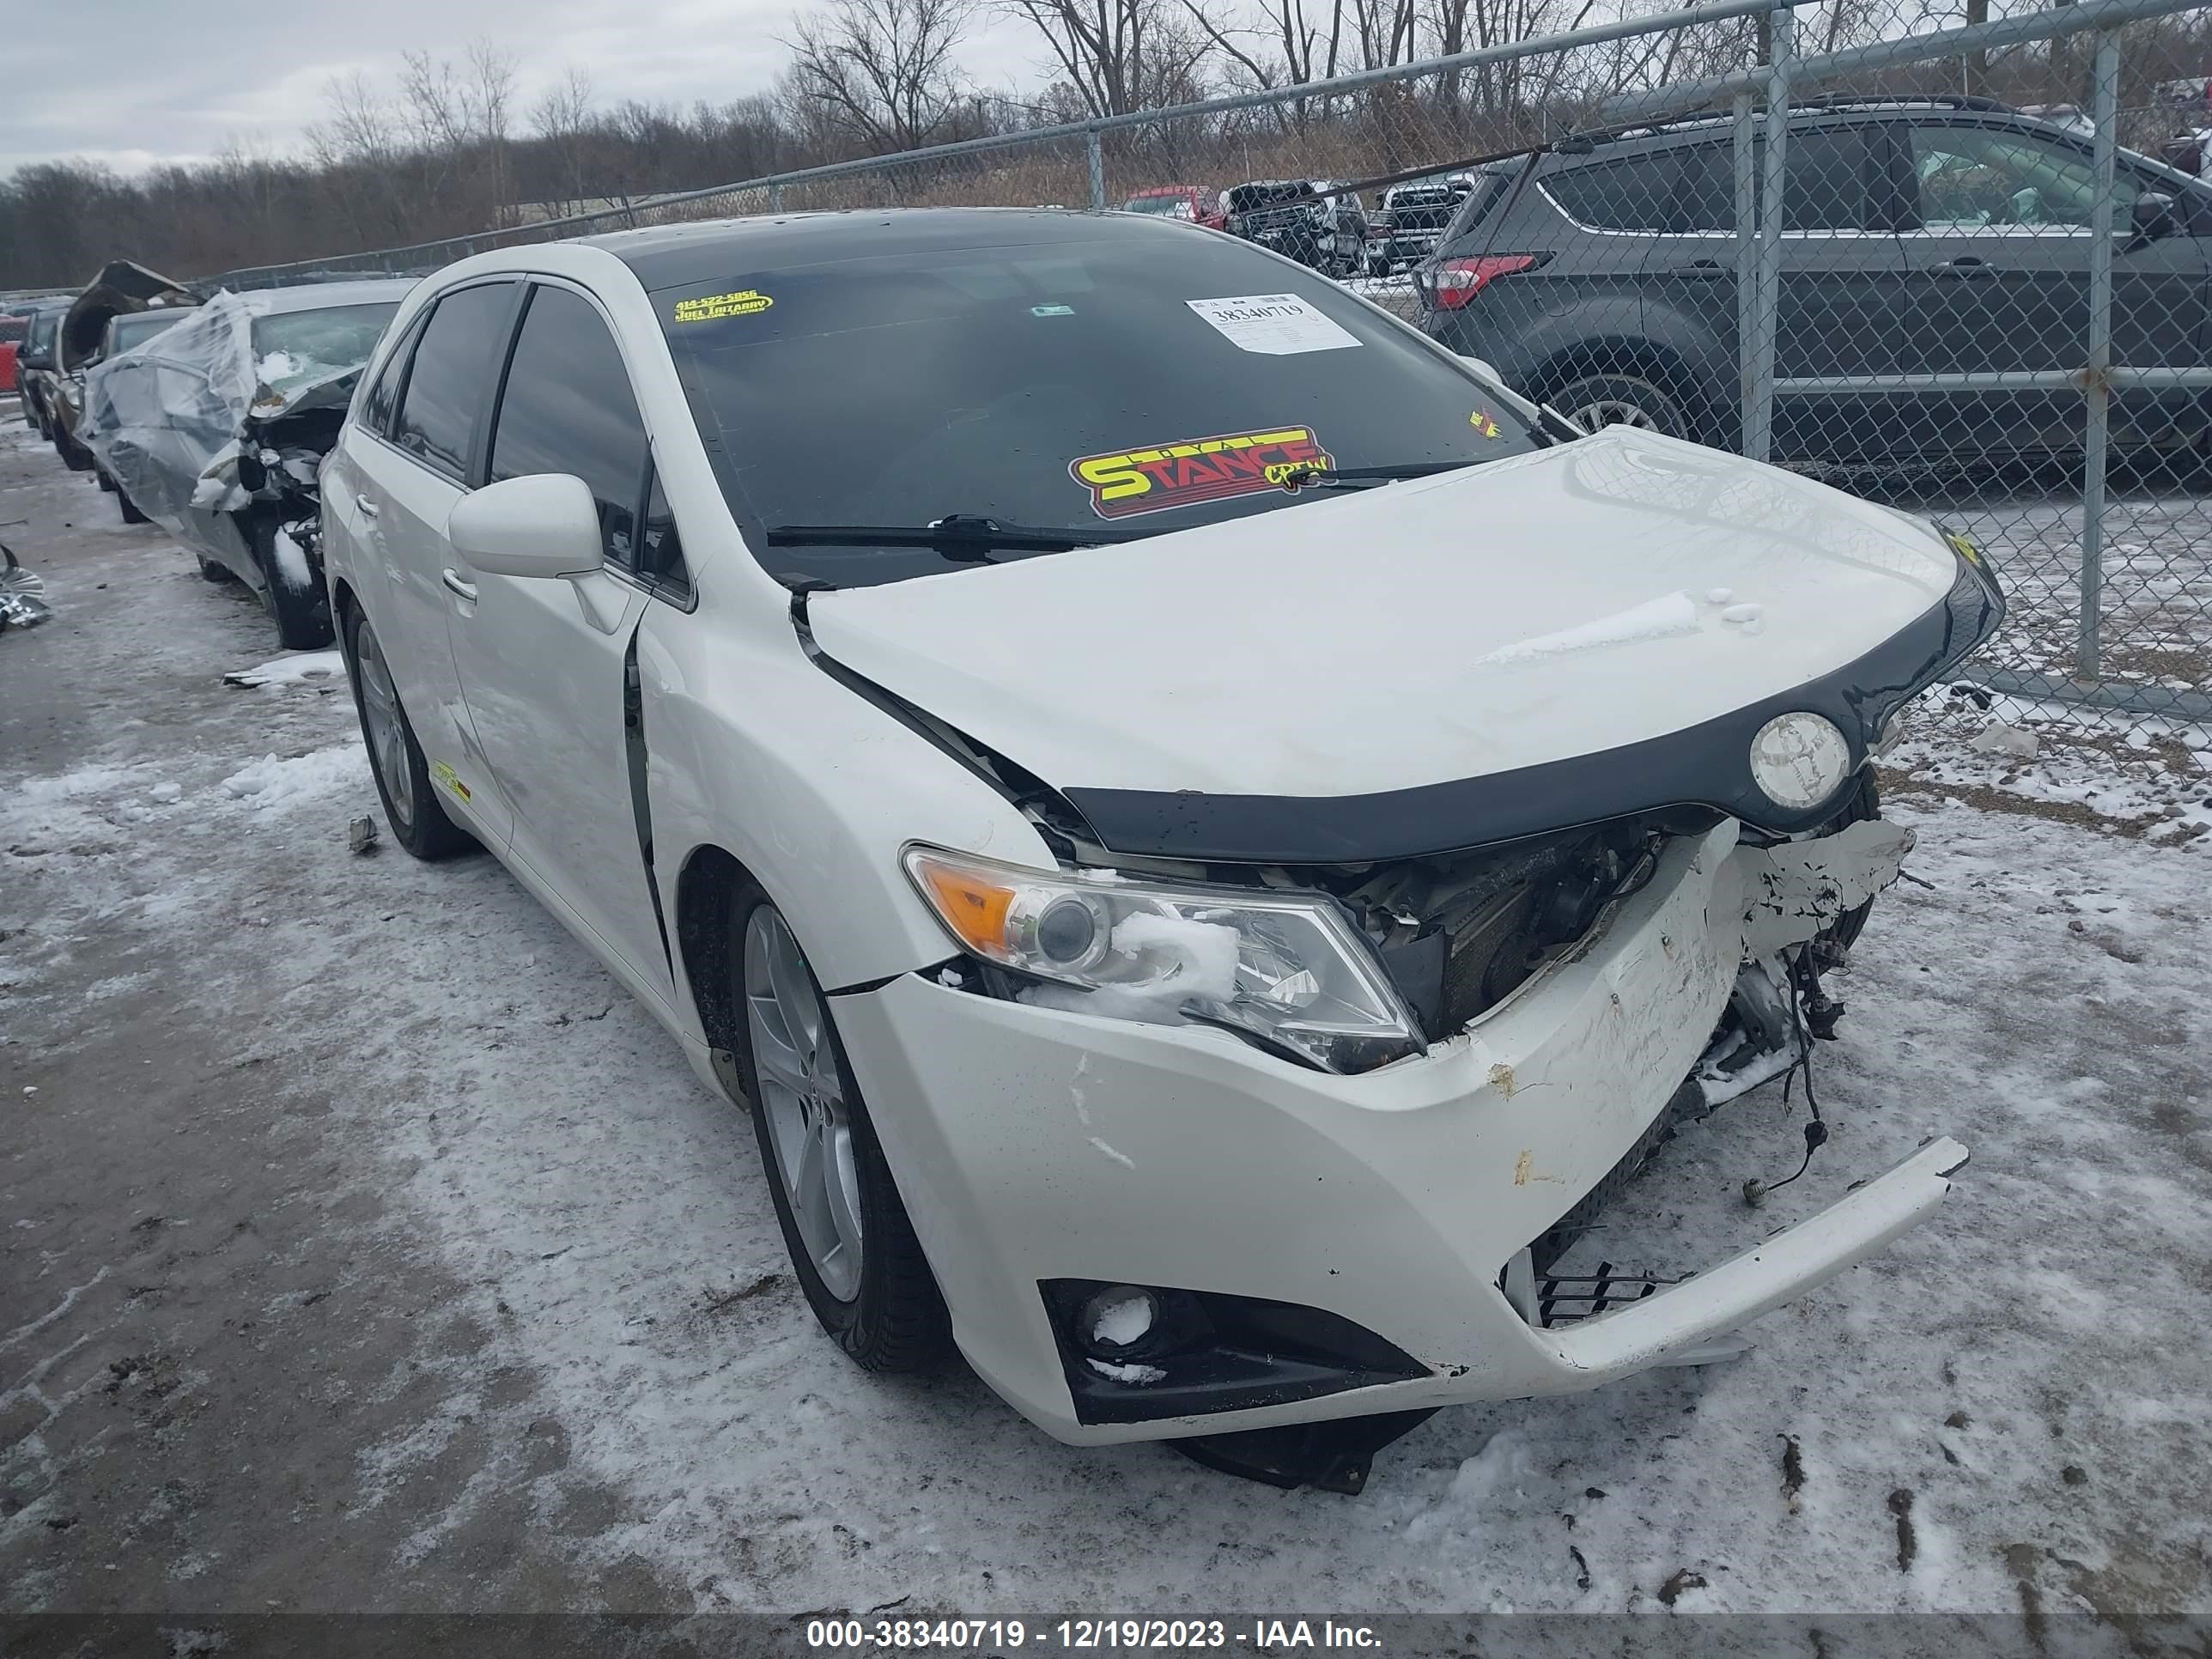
[672,289,774,323]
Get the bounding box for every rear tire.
[252,518,333,650]
[726,886,952,1373]
[118,485,149,526]
[1547,371,1692,440]
[55,431,91,471]
[95,467,115,493]
[341,598,476,861]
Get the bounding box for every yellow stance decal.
[1070,425,1333,519]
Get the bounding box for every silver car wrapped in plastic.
[82,280,414,647]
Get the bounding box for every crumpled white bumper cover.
[830,818,1960,1444]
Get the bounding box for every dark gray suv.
[1416,98,2212,466]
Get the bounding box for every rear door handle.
[1928,256,1995,276]
[1668,259,1729,277]
[441,568,477,603]
[355,493,380,517]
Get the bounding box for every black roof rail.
[1572,90,2019,148]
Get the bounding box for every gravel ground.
[3,415,2209,1648]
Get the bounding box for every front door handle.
[1668,259,1729,277]
[441,568,477,603]
[355,493,380,517]
[1928,256,1995,276]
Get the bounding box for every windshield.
[657,228,1546,586]
[108,309,191,354]
[249,302,400,384]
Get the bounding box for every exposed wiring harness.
[1743,945,1832,1206]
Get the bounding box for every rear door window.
[1782,127,1879,231]
[391,283,515,482]
[1655,128,1882,233]
[488,284,650,571]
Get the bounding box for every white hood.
[806,429,1959,800]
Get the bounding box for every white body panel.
[318,229,1971,1453]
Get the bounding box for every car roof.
[579,207,1193,294]
[244,277,418,314]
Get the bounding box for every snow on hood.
[805,428,1961,800]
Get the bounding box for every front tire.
[727,890,951,1372]
[1548,371,1692,440]
[342,599,476,861]
[118,484,149,526]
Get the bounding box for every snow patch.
[1474,592,1701,665]
[1018,914,1240,1024]
[218,744,368,814]
[270,527,313,592]
[1088,1289,1155,1347]
[1085,1358,1166,1384]
[224,649,344,689]
[1109,912,1240,1002]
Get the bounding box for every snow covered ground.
[3,425,2209,1631]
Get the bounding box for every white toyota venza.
[322,208,2002,1491]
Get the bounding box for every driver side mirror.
[446,473,605,580]
[2129,191,2179,245]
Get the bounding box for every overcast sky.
[0,0,1051,177]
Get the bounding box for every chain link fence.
[206,0,2212,836]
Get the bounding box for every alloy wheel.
[354,623,414,831]
[1568,397,1664,433]
[744,906,864,1301]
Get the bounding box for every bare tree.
[530,67,597,213]
[1000,0,1198,118]
[467,40,520,219]
[785,0,976,153]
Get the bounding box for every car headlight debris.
[903,845,1422,1072]
[1748,711,1852,811]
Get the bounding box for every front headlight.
[902,846,1421,1073]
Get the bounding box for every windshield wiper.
[763,514,1154,562]
[1272,460,1475,492]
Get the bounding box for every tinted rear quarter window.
[362,313,422,435]
[489,284,649,569]
[1544,153,1683,231]
[392,283,514,480]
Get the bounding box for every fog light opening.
[1079,1285,1160,1357]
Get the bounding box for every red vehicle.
[1119,184,1226,231]
[0,315,23,394]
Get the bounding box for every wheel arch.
[672,842,756,1061]
[1525,334,1731,444]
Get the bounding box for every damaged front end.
[192,370,362,596]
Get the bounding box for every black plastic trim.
[1042,1279,1431,1427]
[1061,556,2001,866]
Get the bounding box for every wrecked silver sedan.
[82,279,412,647]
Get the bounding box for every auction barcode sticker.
[1185,293,1360,356]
